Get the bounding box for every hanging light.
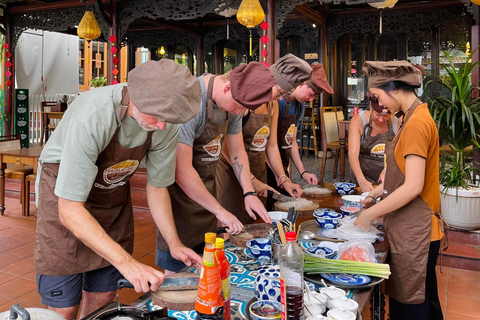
[236,0,265,57]
[368,0,398,34]
[217,7,238,40]
[77,11,101,41]
[159,46,166,56]
[471,0,480,5]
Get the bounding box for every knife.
[159,275,200,291]
[267,190,294,202]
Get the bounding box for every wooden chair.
[319,106,347,183]
[24,173,36,217]
[40,101,63,146]
[0,135,34,215]
[298,101,320,159]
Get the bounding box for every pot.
[0,304,66,320]
[440,186,480,230]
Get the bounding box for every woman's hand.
[301,172,318,185]
[252,179,278,198]
[354,210,374,229]
[359,179,374,192]
[361,195,376,208]
[283,181,303,198]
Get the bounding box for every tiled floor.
[0,197,479,319]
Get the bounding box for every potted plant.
[427,49,480,230]
[89,76,107,89]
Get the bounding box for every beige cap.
[363,60,423,89]
[127,59,201,124]
[269,54,312,92]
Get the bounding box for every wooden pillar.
[214,42,223,74]
[472,24,479,98]
[108,0,119,85]
[431,25,440,98]
[397,33,408,60]
[265,0,275,65]
[196,22,205,76]
[3,5,13,135]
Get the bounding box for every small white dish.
[330,297,359,314]
[268,211,288,223]
[327,308,356,320]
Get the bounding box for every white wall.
[14,29,79,97]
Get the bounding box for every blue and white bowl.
[341,195,365,208]
[249,300,282,320]
[333,182,356,195]
[306,246,336,259]
[255,265,281,302]
[246,238,272,263]
[313,208,337,216]
[313,211,343,229]
[339,205,361,216]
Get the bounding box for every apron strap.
[392,98,421,144]
[393,116,399,133]
[207,75,216,122]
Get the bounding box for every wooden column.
[472,24,479,99]
[397,33,407,60]
[431,25,440,98]
[108,0,118,85]
[196,20,205,76]
[4,5,13,135]
[266,0,275,65]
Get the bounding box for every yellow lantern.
[471,0,480,5]
[77,11,101,41]
[236,0,265,56]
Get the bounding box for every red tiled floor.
[448,280,480,301]
[0,252,23,268]
[445,243,480,259]
[15,289,46,308]
[449,267,480,284]
[6,243,35,259]
[0,258,35,277]
[446,295,480,318]
[0,272,17,286]
[0,278,37,300]
[445,312,480,320]
[0,238,28,253]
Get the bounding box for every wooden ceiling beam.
[140,17,202,36]
[9,0,109,14]
[293,4,326,28]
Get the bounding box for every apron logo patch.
[103,160,139,184]
[51,290,63,297]
[251,125,270,151]
[370,143,386,158]
[203,134,223,158]
[283,124,295,148]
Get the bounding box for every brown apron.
[350,113,396,184]
[156,75,230,251]
[277,101,299,176]
[215,103,272,223]
[382,100,434,304]
[35,112,153,276]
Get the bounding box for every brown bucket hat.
[230,62,276,110]
[127,59,201,124]
[306,63,334,95]
[362,60,423,89]
[269,54,312,92]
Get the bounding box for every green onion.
[304,254,391,279]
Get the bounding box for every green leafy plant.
[427,49,480,193]
[89,77,107,88]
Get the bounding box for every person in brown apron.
[156,62,278,274]
[348,98,401,192]
[215,55,315,223]
[355,61,445,320]
[266,63,334,210]
[34,60,202,319]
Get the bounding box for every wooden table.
[338,120,350,182]
[0,147,43,214]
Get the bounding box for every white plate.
[268,211,288,222]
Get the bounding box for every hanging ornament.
[471,0,480,5]
[260,21,269,67]
[236,0,265,57]
[78,11,101,63]
[368,0,398,34]
[110,35,119,85]
[217,7,237,40]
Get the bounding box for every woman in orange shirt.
[355,61,445,320]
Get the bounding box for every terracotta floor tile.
[438,278,448,295]
[445,243,480,259]
[0,252,23,268]
[132,251,148,260]
[0,295,11,306]
[0,300,34,312]
[446,312,480,320]
[448,280,480,301]
[118,288,144,305]
[0,299,14,312]
[0,224,12,232]
[439,292,447,311]
[138,254,158,269]
[0,258,34,277]
[449,268,480,284]
[8,232,36,244]
[0,272,17,286]
[15,289,45,308]
[20,271,36,282]
[0,226,30,239]
[133,235,156,255]
[0,278,37,300]
[0,238,28,253]
[6,242,35,259]
[446,295,480,317]
[436,265,449,280]
[135,227,156,241]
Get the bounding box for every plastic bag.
[338,239,376,263]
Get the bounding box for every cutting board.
[230,223,273,248]
[151,273,199,311]
[274,201,319,217]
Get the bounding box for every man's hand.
[354,210,374,229]
[216,211,244,235]
[359,179,374,192]
[283,181,302,198]
[117,258,165,293]
[170,244,202,270]
[244,195,272,223]
[361,195,376,208]
[252,179,278,198]
[302,172,318,185]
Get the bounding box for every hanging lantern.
[368,0,398,34]
[77,11,101,41]
[217,7,238,40]
[471,0,480,5]
[236,0,265,57]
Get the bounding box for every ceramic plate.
[320,273,371,286]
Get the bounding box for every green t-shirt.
[38,83,180,202]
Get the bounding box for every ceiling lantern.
[236,0,265,57]
[471,0,480,5]
[368,0,398,34]
[77,11,101,41]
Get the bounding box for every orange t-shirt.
[393,103,443,242]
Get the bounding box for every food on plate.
[276,198,315,209]
[303,186,332,195]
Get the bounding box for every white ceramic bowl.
[341,195,365,207]
[268,211,288,223]
[329,297,359,314]
[327,308,356,320]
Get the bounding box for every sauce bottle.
[216,238,231,320]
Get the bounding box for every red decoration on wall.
[112,68,119,76]
[5,61,12,68]
[260,21,269,67]
[109,35,117,43]
[4,43,8,49]
[5,80,12,87]
[5,71,11,78]
[110,47,117,54]
[110,34,118,85]
[5,51,11,58]
[113,57,119,65]
[112,79,119,84]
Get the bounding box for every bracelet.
[243,191,257,198]
[366,195,376,202]
[251,174,256,183]
[300,171,308,179]
[277,174,290,185]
